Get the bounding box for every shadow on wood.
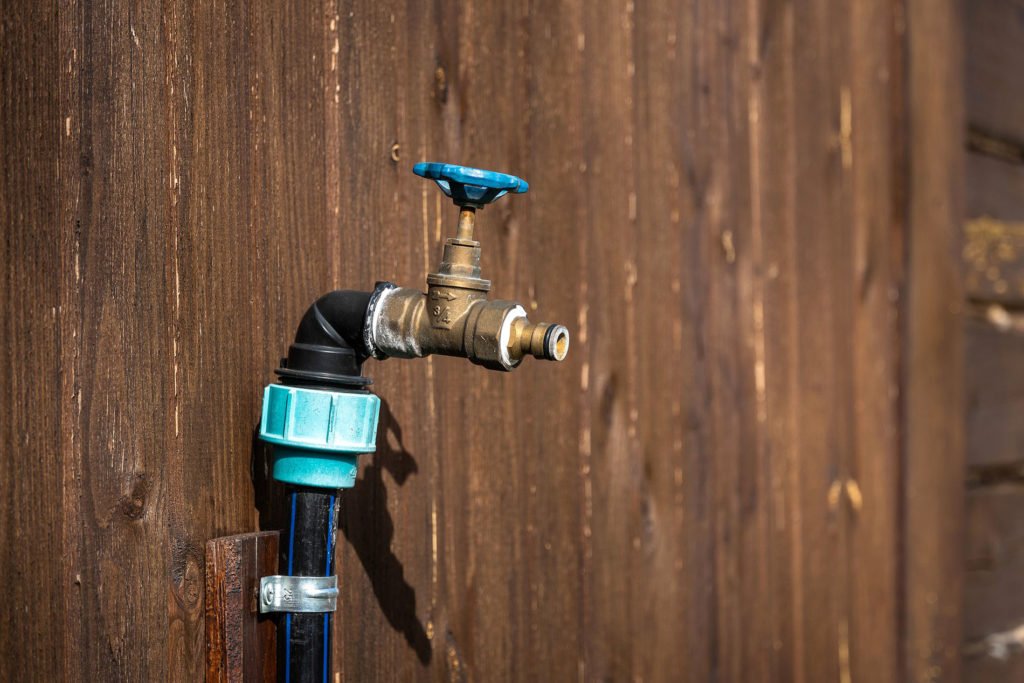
[251,398,432,666]
[340,399,432,665]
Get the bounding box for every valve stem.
[456,207,476,241]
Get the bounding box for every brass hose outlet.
[366,164,570,371]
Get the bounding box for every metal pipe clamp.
[259,575,338,614]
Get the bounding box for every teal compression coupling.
[259,383,380,489]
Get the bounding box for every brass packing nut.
[463,300,526,371]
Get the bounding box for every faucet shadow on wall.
[250,398,432,665]
[338,399,432,664]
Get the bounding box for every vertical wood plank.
[57,0,84,677]
[905,0,967,680]
[513,3,586,681]
[579,1,641,679]
[60,0,174,677]
[847,0,904,679]
[757,2,802,679]
[0,1,63,679]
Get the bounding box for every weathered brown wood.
[963,484,1024,681]
[964,654,1024,683]
[205,532,278,683]
[58,0,176,671]
[966,0,1024,145]
[0,1,63,679]
[846,1,907,678]
[1,0,966,681]
[965,152,1024,303]
[965,486,1024,640]
[905,1,967,680]
[963,1,1024,679]
[967,152,1024,224]
[966,316,1024,469]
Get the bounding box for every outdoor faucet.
[256,163,570,682]
[365,163,570,370]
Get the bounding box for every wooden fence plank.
[905,0,967,680]
[58,0,176,677]
[0,1,64,679]
[847,0,905,678]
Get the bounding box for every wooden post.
[205,532,279,682]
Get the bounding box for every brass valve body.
[367,207,569,371]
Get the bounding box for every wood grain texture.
[205,531,278,682]
[0,1,63,680]
[905,0,966,680]
[1,0,964,681]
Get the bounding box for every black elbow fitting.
[276,289,375,389]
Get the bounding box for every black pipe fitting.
[275,289,375,389]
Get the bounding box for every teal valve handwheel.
[413,162,528,209]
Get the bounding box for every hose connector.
[511,319,571,362]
